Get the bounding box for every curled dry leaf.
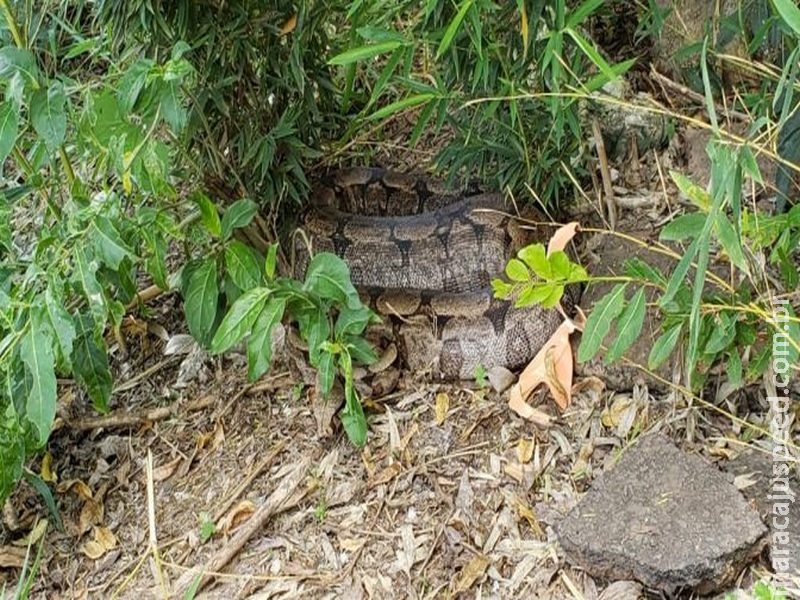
[455,554,490,592]
[152,456,181,482]
[11,519,48,548]
[40,452,57,483]
[547,222,580,254]
[434,392,449,425]
[219,500,256,534]
[509,319,577,417]
[80,526,117,560]
[57,479,93,500]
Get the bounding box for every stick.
[68,395,215,431]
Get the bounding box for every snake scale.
[297,167,577,380]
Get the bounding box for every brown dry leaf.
[152,456,182,482]
[57,479,93,500]
[434,392,449,425]
[80,526,117,560]
[509,319,577,416]
[211,420,225,450]
[339,538,364,553]
[455,554,490,592]
[40,452,57,483]
[280,14,297,35]
[79,498,104,536]
[547,222,580,254]
[0,545,26,568]
[573,376,605,395]
[220,500,256,534]
[513,496,545,538]
[503,462,524,483]
[11,519,48,548]
[367,462,403,489]
[517,438,534,464]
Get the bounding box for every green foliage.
[198,512,215,543]
[329,0,631,204]
[0,3,191,503]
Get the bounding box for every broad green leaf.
[221,199,258,240]
[505,258,529,282]
[92,216,135,270]
[210,288,270,354]
[265,242,279,280]
[746,344,772,381]
[577,283,627,362]
[316,350,336,396]
[246,297,287,381]
[71,314,112,412]
[515,283,554,308]
[773,0,800,37]
[192,192,221,237]
[648,322,682,370]
[605,288,646,363]
[183,258,219,344]
[437,0,474,58]
[225,240,263,291]
[670,171,711,211]
[20,309,57,445]
[727,350,742,389]
[517,244,550,279]
[303,253,361,309]
[704,313,736,354]
[44,286,76,372]
[160,80,186,132]
[548,251,571,280]
[72,248,106,324]
[0,47,39,84]
[0,100,19,164]
[713,213,748,272]
[541,284,565,309]
[30,82,67,152]
[491,278,514,298]
[335,306,374,338]
[304,307,332,366]
[0,409,24,504]
[328,41,403,66]
[346,335,378,365]
[118,59,153,113]
[660,213,707,241]
[144,231,169,290]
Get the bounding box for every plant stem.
[0,0,24,48]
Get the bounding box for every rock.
[556,435,767,595]
[723,450,800,579]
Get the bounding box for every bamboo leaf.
[577,283,627,362]
[605,288,646,363]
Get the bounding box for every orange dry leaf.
[280,14,297,35]
[547,222,580,255]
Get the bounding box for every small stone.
[487,366,515,393]
[556,435,767,595]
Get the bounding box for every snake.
[296,167,577,380]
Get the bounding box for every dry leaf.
[368,462,403,489]
[547,222,580,255]
[509,319,577,416]
[80,526,117,559]
[79,498,104,536]
[339,538,364,553]
[40,452,56,483]
[57,479,93,500]
[504,462,524,482]
[11,519,48,548]
[152,456,181,482]
[280,14,297,35]
[220,500,256,533]
[517,438,534,464]
[513,496,545,538]
[0,545,27,568]
[455,554,490,592]
[434,392,449,425]
[211,420,225,449]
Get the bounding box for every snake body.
[298,167,574,380]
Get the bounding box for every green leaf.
[773,0,800,37]
[623,257,666,286]
[72,248,106,324]
[346,335,378,365]
[605,288,646,363]
[225,240,263,291]
[71,314,112,412]
[491,278,514,298]
[517,244,551,279]
[335,306,374,338]
[183,258,219,345]
[30,82,67,152]
[670,171,711,211]
[317,350,336,396]
[727,350,742,389]
[515,283,554,308]
[366,93,435,121]
[713,213,748,272]
[541,284,565,309]
[548,251,571,280]
[265,243,279,280]
[92,216,135,270]
[0,47,39,84]
[304,307,332,366]
[44,286,76,372]
[577,284,627,362]
[660,213,707,241]
[505,258,529,282]
[210,288,270,354]
[20,309,57,445]
[192,192,221,237]
[437,0,474,58]
[704,313,736,354]
[246,297,286,382]
[221,199,258,240]
[746,344,772,380]
[143,231,169,290]
[566,0,605,27]
[659,238,698,307]
[328,41,403,65]
[22,471,63,532]
[0,409,24,504]
[0,100,19,164]
[341,384,367,447]
[160,80,186,132]
[648,323,683,370]
[303,253,361,309]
